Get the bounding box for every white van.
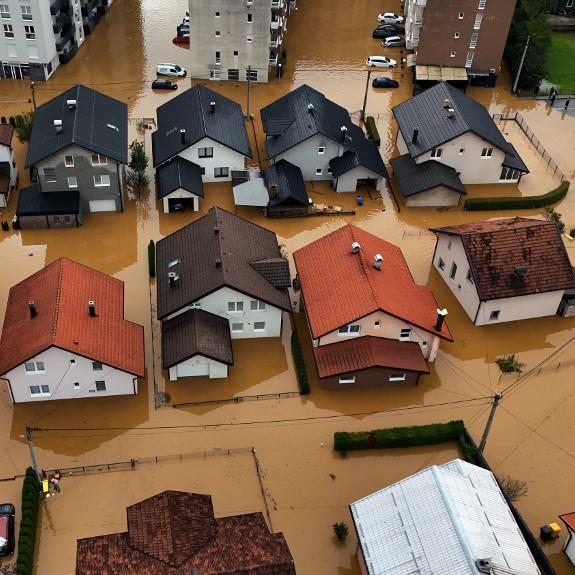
[157,63,187,77]
[366,56,397,68]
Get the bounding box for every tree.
[126,169,149,194]
[495,354,524,374]
[333,522,349,542]
[14,111,35,143]
[129,140,148,173]
[498,475,529,502]
[544,206,565,233]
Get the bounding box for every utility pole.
[512,35,531,95]
[25,426,41,480]
[360,69,372,122]
[246,65,252,120]
[30,81,36,112]
[479,393,502,453]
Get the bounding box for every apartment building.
[404,0,516,87]
[0,0,110,81]
[188,0,295,83]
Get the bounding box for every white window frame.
[478,0,487,9]
[318,146,325,155]
[453,32,459,39]
[465,51,475,68]
[489,310,500,321]
[92,361,103,371]
[24,361,45,374]
[474,13,483,29]
[338,376,356,384]
[458,12,464,19]
[95,380,106,392]
[250,300,266,311]
[247,12,253,23]
[93,174,110,187]
[91,154,107,166]
[3,23,13,37]
[253,321,266,332]
[214,167,229,178]
[231,322,244,333]
[198,147,213,158]
[215,30,221,37]
[215,11,220,17]
[389,373,406,382]
[29,384,50,396]
[315,168,323,175]
[438,257,446,271]
[24,24,35,39]
[338,325,361,336]
[21,5,32,20]
[399,328,411,342]
[64,155,74,168]
[228,301,244,312]
[459,148,465,155]
[0,5,10,19]
[430,148,442,158]
[450,51,456,58]
[43,167,57,182]
[246,34,253,43]
[470,32,478,49]
[481,147,493,159]
[68,176,78,188]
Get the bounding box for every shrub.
[1,116,5,123]
[365,116,380,147]
[13,111,35,143]
[495,354,524,374]
[291,332,310,394]
[148,240,156,278]
[544,206,565,233]
[16,467,41,575]
[333,522,349,542]
[497,474,529,502]
[458,433,482,466]
[8,116,15,126]
[464,181,569,211]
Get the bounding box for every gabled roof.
[293,224,452,340]
[76,490,296,575]
[503,143,529,173]
[25,84,128,167]
[162,309,233,369]
[350,460,541,575]
[391,154,466,197]
[430,218,575,301]
[261,84,388,178]
[152,85,252,166]
[560,512,575,533]
[156,156,203,200]
[263,160,309,207]
[0,124,14,147]
[156,207,291,319]
[314,336,429,378]
[392,82,517,158]
[16,184,80,216]
[0,258,144,377]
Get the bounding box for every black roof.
[264,160,309,207]
[17,184,80,216]
[503,143,529,173]
[260,85,388,178]
[156,207,291,319]
[392,82,517,158]
[390,154,466,198]
[152,85,252,167]
[25,85,128,167]
[329,151,360,177]
[162,309,233,369]
[156,156,204,201]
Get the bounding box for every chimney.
[434,308,448,331]
[351,242,361,254]
[66,99,77,109]
[210,101,216,113]
[28,300,37,319]
[215,258,222,268]
[447,107,455,119]
[180,129,187,145]
[443,98,450,109]
[168,271,179,287]
[307,103,314,113]
[412,127,419,144]
[374,253,383,271]
[88,300,96,317]
[54,119,63,134]
[214,225,219,235]
[340,125,348,141]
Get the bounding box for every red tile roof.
[0,258,144,377]
[0,124,13,147]
[76,491,296,575]
[431,218,575,301]
[560,512,575,532]
[314,336,430,378]
[293,224,452,340]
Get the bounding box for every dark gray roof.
[329,151,360,177]
[152,85,252,167]
[250,258,292,288]
[392,82,516,158]
[162,309,233,369]
[17,184,80,215]
[156,156,203,201]
[503,143,529,173]
[263,160,309,207]
[156,207,291,319]
[390,154,466,197]
[25,85,128,167]
[260,85,388,178]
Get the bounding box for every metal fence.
[492,112,565,181]
[172,391,302,409]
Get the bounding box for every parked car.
[172,35,190,45]
[157,63,187,77]
[152,79,178,90]
[0,504,15,557]
[372,77,399,88]
[366,56,397,68]
[383,36,406,48]
[373,27,403,39]
[378,12,404,24]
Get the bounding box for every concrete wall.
[404,185,462,207]
[4,346,137,403]
[334,165,384,193]
[35,144,123,213]
[320,366,420,390]
[162,189,200,213]
[169,354,228,380]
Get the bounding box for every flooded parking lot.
[1,0,575,573]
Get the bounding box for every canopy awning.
[415,65,468,82]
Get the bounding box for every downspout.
[118,163,125,212]
[0,376,16,404]
[132,377,138,395]
[473,301,482,325]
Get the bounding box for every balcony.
[270,16,283,30]
[270,37,280,48]
[269,52,279,66]
[271,0,284,10]
[52,11,72,32]
[414,17,422,26]
[407,35,419,48]
[416,0,426,5]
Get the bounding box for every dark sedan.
[0,504,15,557]
[152,80,178,90]
[372,77,400,89]
[372,24,405,38]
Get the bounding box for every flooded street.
[1,0,575,573]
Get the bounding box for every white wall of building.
[162,189,200,213]
[565,534,575,566]
[334,165,384,193]
[404,185,462,207]
[179,137,246,182]
[169,354,228,380]
[0,142,17,206]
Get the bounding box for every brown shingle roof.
[0,124,14,147]
[314,336,430,378]
[156,207,291,319]
[431,218,575,301]
[76,491,296,575]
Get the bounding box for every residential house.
[350,459,541,575]
[261,84,389,193]
[76,490,296,574]
[18,84,128,227]
[187,0,295,83]
[404,0,517,87]
[0,124,17,207]
[550,0,575,16]
[156,155,203,213]
[152,85,252,212]
[391,82,528,206]
[559,512,575,566]
[430,218,575,326]
[0,258,144,403]
[293,224,452,389]
[156,206,291,380]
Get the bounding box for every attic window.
[168,259,180,268]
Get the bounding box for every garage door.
[89,200,117,212]
[176,363,210,378]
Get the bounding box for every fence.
[492,112,565,181]
[172,390,302,409]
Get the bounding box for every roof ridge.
[198,86,208,140]
[349,226,383,311]
[52,258,65,342]
[71,85,81,146]
[302,85,320,135]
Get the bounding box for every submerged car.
[383,36,406,48]
[152,80,178,90]
[366,56,397,68]
[372,77,399,88]
[373,26,405,38]
[0,504,15,557]
[378,12,404,24]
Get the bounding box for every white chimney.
[443,98,450,109]
[66,99,77,109]
[168,271,179,287]
[307,103,314,113]
[351,242,361,254]
[374,253,383,271]
[54,119,63,133]
[447,107,455,118]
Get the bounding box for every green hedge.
[464,180,569,211]
[148,240,156,278]
[291,331,310,395]
[365,116,381,147]
[16,468,41,575]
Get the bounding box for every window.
[478,0,487,8]
[399,328,411,341]
[453,32,459,39]
[64,155,74,167]
[253,322,266,331]
[315,168,323,176]
[25,361,45,374]
[474,13,483,29]
[24,25,35,39]
[43,168,57,182]
[233,50,239,57]
[168,258,180,268]
[73,382,80,389]
[215,50,221,64]
[458,12,464,18]
[421,341,428,348]
[466,269,474,284]
[215,11,220,17]
[228,301,244,312]
[567,0,573,6]
[215,30,220,37]
[228,68,239,80]
[247,12,252,22]
[500,167,520,181]
[389,373,406,382]
[3,23,13,37]
[64,215,71,223]
[95,380,106,392]
[465,51,474,68]
[450,51,456,58]
[481,147,493,159]
[209,68,221,80]
[489,310,500,321]
[246,68,258,81]
[318,146,325,154]
[91,154,107,165]
[450,262,458,279]
[374,321,381,328]
[67,176,78,188]
[29,385,50,396]
[470,32,478,48]
[438,257,446,271]
[327,167,332,175]
[250,300,266,311]
[70,358,76,366]
[246,34,253,43]
[93,175,110,187]
[231,322,244,332]
[21,5,32,20]
[214,167,229,178]
[0,5,10,19]
[338,325,361,336]
[92,361,103,370]
[198,147,213,158]
[459,148,465,155]
[338,376,356,384]
[200,167,206,175]
[430,148,442,158]
[190,302,202,309]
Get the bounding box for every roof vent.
[88,300,96,317]
[168,271,179,287]
[180,128,186,145]
[54,119,63,134]
[447,107,455,118]
[435,308,448,331]
[210,101,216,113]
[307,103,314,113]
[215,258,222,268]
[66,99,77,109]
[412,127,419,144]
[340,125,348,141]
[28,300,37,319]
[214,225,219,235]
[475,558,494,574]
[443,98,450,109]
[374,253,383,271]
[106,123,119,132]
[351,242,361,254]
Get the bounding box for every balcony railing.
[269,52,279,65]
[271,0,284,9]
[270,17,283,30]
[416,0,427,6]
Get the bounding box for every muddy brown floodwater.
[1,0,575,574]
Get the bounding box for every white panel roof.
[350,459,540,575]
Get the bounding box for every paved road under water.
[0,0,575,573]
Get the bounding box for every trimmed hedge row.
[16,467,41,575]
[291,331,310,395]
[365,116,381,147]
[334,420,465,452]
[148,240,156,278]
[464,180,569,211]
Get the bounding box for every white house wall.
[162,188,200,213]
[565,535,575,566]
[334,165,384,193]
[4,346,137,403]
[404,185,462,207]
[0,143,17,187]
[169,354,228,381]
[179,137,246,182]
